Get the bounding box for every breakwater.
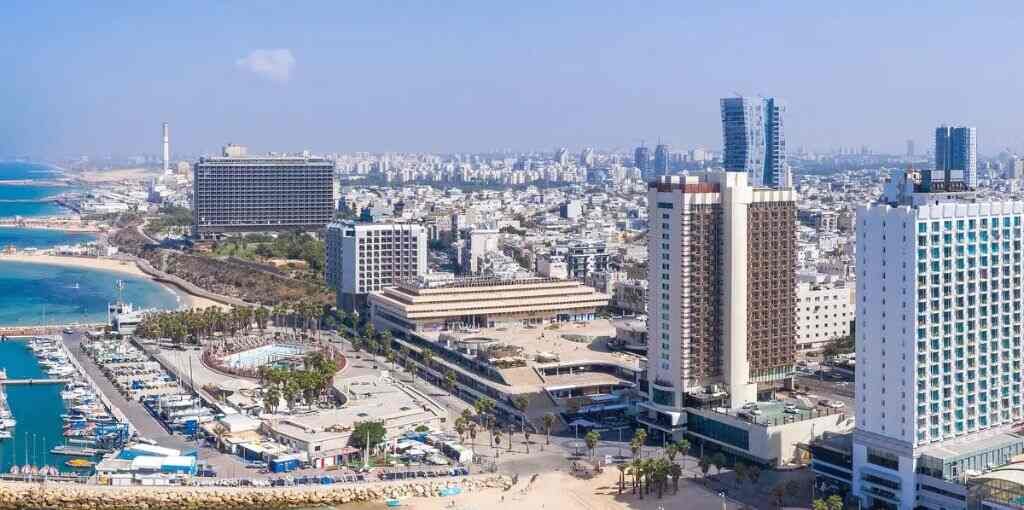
[0,474,511,509]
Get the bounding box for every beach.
[0,252,228,311]
[398,469,733,510]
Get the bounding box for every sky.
[2,2,1024,158]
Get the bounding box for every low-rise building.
[369,274,609,332]
[795,281,854,353]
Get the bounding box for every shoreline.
[0,252,229,312]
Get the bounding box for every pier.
[0,378,70,385]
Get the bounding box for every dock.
[0,378,70,385]
[50,445,105,457]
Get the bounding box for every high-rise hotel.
[641,171,797,433]
[192,144,334,238]
[851,169,1024,509]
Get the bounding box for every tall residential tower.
[852,168,1024,509]
[642,171,796,435]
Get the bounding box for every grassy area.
[210,232,326,273]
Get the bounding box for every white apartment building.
[326,222,427,312]
[795,281,854,353]
[852,169,1024,510]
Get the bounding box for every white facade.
[795,282,854,353]
[326,222,427,311]
[852,182,1024,509]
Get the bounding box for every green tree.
[826,494,844,510]
[584,430,600,460]
[350,421,387,450]
[813,500,829,510]
[632,428,647,459]
[444,369,457,396]
[542,413,556,445]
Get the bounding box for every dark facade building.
[634,145,651,179]
[192,144,334,238]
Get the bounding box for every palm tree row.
[603,430,692,501]
[269,301,325,340]
[136,306,263,344]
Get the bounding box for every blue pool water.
[222,344,309,369]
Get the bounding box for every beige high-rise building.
[640,171,797,438]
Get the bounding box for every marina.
[0,337,130,476]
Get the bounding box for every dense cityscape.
[8,4,1024,510]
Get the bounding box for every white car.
[826,401,846,409]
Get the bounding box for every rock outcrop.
[0,475,510,510]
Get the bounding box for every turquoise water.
[0,162,68,218]
[0,339,69,472]
[0,261,180,326]
[223,344,309,369]
[0,227,96,250]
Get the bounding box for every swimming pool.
[221,344,310,370]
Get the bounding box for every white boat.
[0,430,11,440]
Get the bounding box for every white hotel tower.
[853,169,1024,509]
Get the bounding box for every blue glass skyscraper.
[934,125,977,189]
[720,96,786,188]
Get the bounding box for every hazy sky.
[3,2,1024,158]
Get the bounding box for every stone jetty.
[0,475,511,510]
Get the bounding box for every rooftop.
[919,431,1024,462]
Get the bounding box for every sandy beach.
[401,469,734,510]
[76,167,158,184]
[0,252,228,310]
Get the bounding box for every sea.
[0,162,179,326]
[0,162,66,218]
[0,340,77,474]
[0,162,180,476]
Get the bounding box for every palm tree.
[813,499,829,510]
[664,443,679,463]
[454,417,467,443]
[629,458,643,496]
[263,386,280,414]
[584,430,600,460]
[652,459,671,498]
[421,349,435,380]
[734,462,747,488]
[512,394,531,446]
[669,463,683,494]
[492,429,502,457]
[444,369,457,397]
[616,463,627,494]
[676,438,691,472]
[632,428,647,459]
[542,413,556,446]
[474,397,496,448]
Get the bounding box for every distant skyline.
[3,2,1024,158]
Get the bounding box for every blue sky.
[2,2,1023,157]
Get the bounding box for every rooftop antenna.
[115,279,125,305]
